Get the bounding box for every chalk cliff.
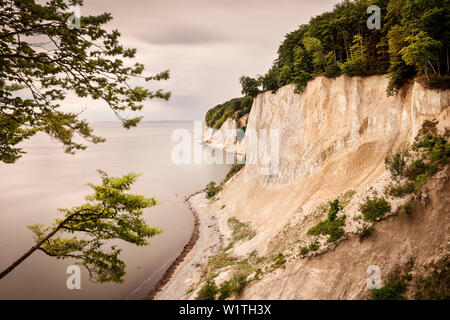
[167,75,449,300]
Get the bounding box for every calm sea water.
[0,122,231,299]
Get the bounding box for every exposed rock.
[168,75,449,300]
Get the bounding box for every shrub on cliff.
[386,121,449,196]
[387,182,415,197]
[271,253,286,269]
[218,273,249,300]
[205,181,222,199]
[357,224,374,240]
[397,202,414,216]
[308,199,346,243]
[360,197,391,221]
[196,278,219,300]
[371,280,407,300]
[385,149,408,177]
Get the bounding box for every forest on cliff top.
[205,0,449,129]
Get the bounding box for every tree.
[302,36,328,73]
[239,75,260,98]
[0,0,170,164]
[400,31,441,81]
[260,65,280,93]
[239,0,449,97]
[292,45,314,92]
[0,170,161,282]
[341,34,368,76]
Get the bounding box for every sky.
[68,0,341,122]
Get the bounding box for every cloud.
[69,0,342,121]
[143,24,230,46]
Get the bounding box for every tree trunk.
[0,210,81,281]
[446,41,449,73]
[0,225,63,280]
[427,60,437,75]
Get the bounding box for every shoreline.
[146,191,202,300]
[148,191,223,300]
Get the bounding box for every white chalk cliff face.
[200,75,449,299]
[202,115,248,155]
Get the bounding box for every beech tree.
[0,1,167,282]
[257,0,449,94]
[0,171,162,282]
[0,0,170,164]
[239,75,260,98]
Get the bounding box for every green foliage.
[207,252,237,270]
[400,31,441,81]
[224,163,245,183]
[357,223,374,240]
[205,181,222,199]
[371,280,407,300]
[392,122,450,193]
[196,278,219,300]
[227,217,256,243]
[308,199,346,243]
[384,121,448,210]
[397,201,414,216]
[300,246,310,256]
[205,96,253,129]
[413,173,429,191]
[0,0,170,163]
[230,273,248,295]
[239,76,261,98]
[231,0,450,97]
[327,199,341,221]
[204,163,245,200]
[415,134,450,167]
[385,149,408,177]
[260,65,280,92]
[218,273,248,300]
[272,253,286,269]
[360,197,391,221]
[308,240,320,252]
[218,280,233,300]
[27,171,161,283]
[414,256,450,300]
[387,182,415,197]
[405,158,430,180]
[341,34,368,76]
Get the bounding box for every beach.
[150,192,223,300]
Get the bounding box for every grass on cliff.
[307,199,346,243]
[200,249,264,300]
[385,120,449,197]
[196,277,219,300]
[218,273,248,300]
[227,217,256,244]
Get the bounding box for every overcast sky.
[69,0,340,122]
